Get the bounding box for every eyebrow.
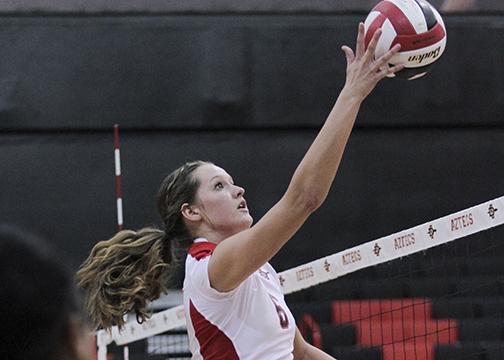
[210,175,234,183]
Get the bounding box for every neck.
[193,226,240,245]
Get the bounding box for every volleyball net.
[97,195,504,360]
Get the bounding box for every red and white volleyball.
[364,0,447,80]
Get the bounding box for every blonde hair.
[76,161,209,330]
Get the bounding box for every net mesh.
[288,228,504,360]
[100,197,504,360]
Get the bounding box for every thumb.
[341,45,355,65]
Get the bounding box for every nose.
[234,185,245,198]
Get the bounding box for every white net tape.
[97,195,504,357]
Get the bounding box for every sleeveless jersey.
[183,238,296,359]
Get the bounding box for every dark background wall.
[1,12,503,280]
[0,0,502,13]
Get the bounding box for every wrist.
[338,86,365,105]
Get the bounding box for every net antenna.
[96,196,504,358]
[114,124,124,231]
[101,124,129,360]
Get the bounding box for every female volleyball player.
[77,24,403,359]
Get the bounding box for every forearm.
[287,24,402,210]
[288,89,362,207]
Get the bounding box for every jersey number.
[269,295,289,329]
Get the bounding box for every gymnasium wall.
[0,0,443,13]
[0,0,502,13]
[1,13,503,280]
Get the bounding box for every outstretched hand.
[341,22,404,101]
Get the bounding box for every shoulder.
[264,262,279,276]
[185,240,242,300]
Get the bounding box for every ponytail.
[77,160,208,330]
[75,228,173,330]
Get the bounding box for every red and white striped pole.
[114,124,129,360]
[114,124,124,231]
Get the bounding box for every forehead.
[194,164,231,182]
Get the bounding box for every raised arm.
[209,23,403,292]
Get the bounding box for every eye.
[214,182,224,190]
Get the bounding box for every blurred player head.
[0,225,93,360]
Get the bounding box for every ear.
[181,203,202,222]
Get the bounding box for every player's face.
[192,164,253,238]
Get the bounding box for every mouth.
[237,199,248,210]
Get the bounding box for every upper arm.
[293,327,336,360]
[293,327,309,360]
[208,189,316,292]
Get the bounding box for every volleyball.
[364,0,447,80]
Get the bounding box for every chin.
[245,215,254,228]
[237,216,253,232]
